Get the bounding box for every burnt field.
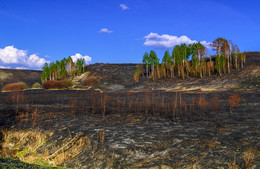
[0,89,259,168]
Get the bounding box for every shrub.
[195,94,208,110]
[229,93,240,113]
[133,69,140,84]
[42,80,73,89]
[83,76,99,86]
[1,82,28,92]
[32,82,41,89]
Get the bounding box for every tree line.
[134,37,246,82]
[41,56,86,82]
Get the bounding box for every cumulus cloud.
[144,33,211,49]
[99,28,113,34]
[120,4,129,10]
[0,46,27,64]
[27,54,48,68]
[0,66,10,69]
[71,53,92,65]
[0,46,50,69]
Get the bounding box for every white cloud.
[99,28,113,34]
[0,46,50,69]
[144,33,211,49]
[27,54,48,68]
[0,46,27,64]
[15,67,28,70]
[120,4,129,10]
[0,66,10,69]
[71,53,92,65]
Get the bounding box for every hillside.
[0,69,42,90]
[74,51,260,91]
[0,52,259,91]
[0,52,259,168]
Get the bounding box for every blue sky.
[0,0,259,69]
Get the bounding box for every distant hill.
[0,52,259,91]
[0,69,42,90]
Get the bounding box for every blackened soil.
[0,89,259,168]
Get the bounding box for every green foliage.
[139,37,244,80]
[180,43,191,62]
[172,45,182,63]
[135,67,140,74]
[41,56,87,82]
[162,51,172,66]
[32,82,41,89]
[215,55,225,71]
[76,58,85,75]
[142,52,149,65]
[41,63,49,81]
[149,50,160,65]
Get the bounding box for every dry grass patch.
[0,129,90,167]
[229,93,240,113]
[0,71,13,81]
[43,80,73,89]
[2,82,27,92]
[83,75,99,86]
[242,149,257,169]
[51,136,89,166]
[1,129,53,165]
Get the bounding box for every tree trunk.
[195,64,197,77]
[146,65,149,78]
[185,61,190,76]
[223,61,226,74]
[235,55,238,69]
[178,63,180,77]
[230,53,232,68]
[170,67,174,78]
[228,56,230,73]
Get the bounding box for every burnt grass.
[0,89,259,168]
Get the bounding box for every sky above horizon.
[0,0,259,70]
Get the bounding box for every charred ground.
[0,52,259,168]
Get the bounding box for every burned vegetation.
[0,89,259,168]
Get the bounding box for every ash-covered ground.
[0,89,259,168]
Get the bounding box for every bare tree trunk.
[241,57,243,69]
[185,61,190,76]
[223,61,226,74]
[178,63,180,77]
[235,54,238,69]
[170,67,174,78]
[228,56,230,74]
[146,65,149,78]
[195,64,198,77]
[230,53,232,68]
[209,56,212,77]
